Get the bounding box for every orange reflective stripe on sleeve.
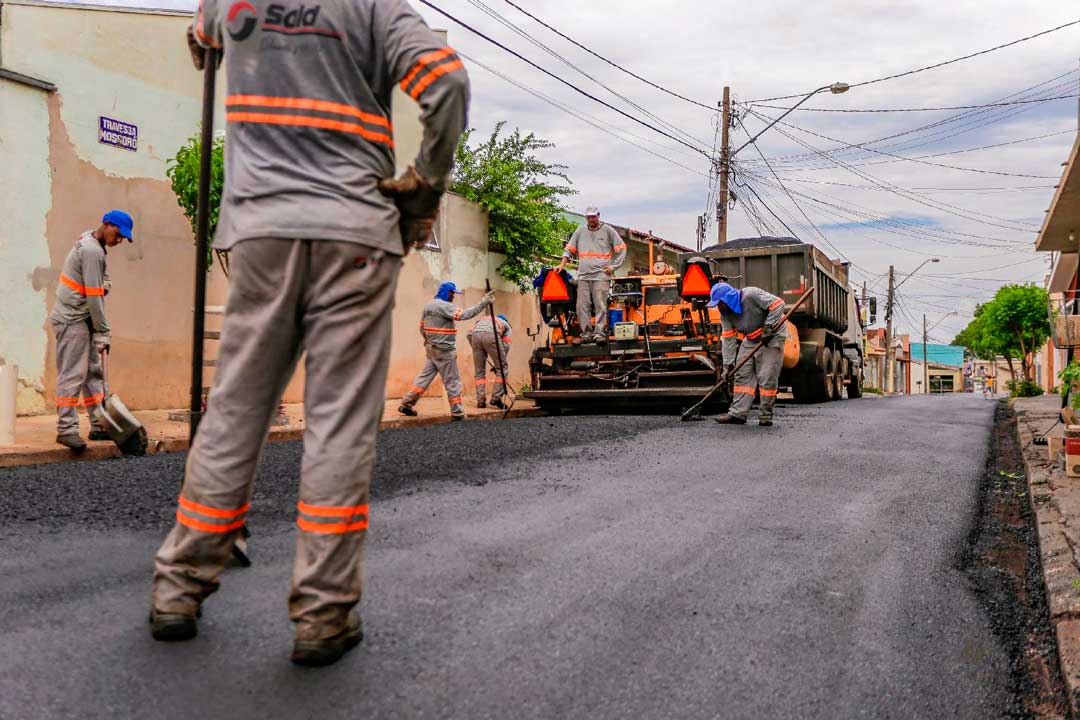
[60,273,105,297]
[768,299,784,311]
[613,243,627,252]
[565,246,578,256]
[399,48,455,90]
[453,308,464,319]
[733,385,757,395]
[408,59,465,100]
[759,388,779,397]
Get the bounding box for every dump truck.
[523,236,863,412]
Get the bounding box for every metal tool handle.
[484,279,512,417]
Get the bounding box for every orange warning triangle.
[541,271,571,302]
[682,264,712,297]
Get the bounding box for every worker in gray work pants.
[708,282,787,427]
[399,281,493,419]
[151,0,470,668]
[468,313,511,409]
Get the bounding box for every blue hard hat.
[435,281,461,301]
[497,314,509,325]
[706,282,742,313]
[102,209,134,242]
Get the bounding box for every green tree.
[951,284,1050,381]
[451,123,577,289]
[166,131,227,272]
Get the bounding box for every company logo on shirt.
[226,1,258,41]
[227,2,343,42]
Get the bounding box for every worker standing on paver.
[709,282,787,427]
[150,0,469,668]
[399,282,493,419]
[50,211,133,450]
[468,313,511,409]
[555,206,626,345]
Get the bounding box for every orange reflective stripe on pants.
[733,385,757,394]
[175,496,250,534]
[296,501,369,534]
[759,388,779,397]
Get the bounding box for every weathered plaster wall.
[0,81,52,413]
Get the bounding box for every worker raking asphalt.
[0,396,1013,719]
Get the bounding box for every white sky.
[44,0,1080,341]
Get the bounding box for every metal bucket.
[94,352,148,456]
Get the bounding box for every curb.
[1013,401,1080,715]
[0,406,545,469]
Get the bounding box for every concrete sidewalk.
[0,398,542,468]
[1012,395,1080,714]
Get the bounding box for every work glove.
[186,26,223,71]
[481,291,496,307]
[378,166,444,254]
[93,334,111,355]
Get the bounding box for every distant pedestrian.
[399,282,494,419]
[709,282,787,427]
[555,206,626,345]
[468,314,511,409]
[50,210,133,449]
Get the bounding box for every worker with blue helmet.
[467,312,512,409]
[708,281,788,427]
[399,282,494,419]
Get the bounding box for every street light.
[895,257,940,291]
[732,82,850,157]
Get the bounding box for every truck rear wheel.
[792,353,831,404]
[847,368,863,398]
[828,351,843,401]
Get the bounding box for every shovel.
[681,287,815,421]
[92,350,149,455]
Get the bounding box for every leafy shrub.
[166,131,226,271]
[1006,379,1043,398]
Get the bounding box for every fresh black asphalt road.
[1,395,1007,719]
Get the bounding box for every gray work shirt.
[50,231,111,341]
[420,298,488,350]
[563,223,626,280]
[719,287,787,365]
[192,0,470,255]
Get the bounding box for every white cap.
[584,206,600,217]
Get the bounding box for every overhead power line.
[465,0,712,149]
[416,0,713,158]
[755,94,1080,113]
[745,18,1080,102]
[499,0,718,111]
[457,51,710,178]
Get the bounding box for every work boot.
[149,609,199,642]
[594,333,608,345]
[491,398,507,410]
[759,418,774,427]
[398,404,418,417]
[451,414,465,422]
[56,433,87,450]
[571,336,584,346]
[477,398,487,409]
[291,613,363,667]
[88,428,111,441]
[714,414,746,425]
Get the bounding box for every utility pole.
[923,314,929,395]
[861,281,868,326]
[717,86,731,245]
[885,265,895,394]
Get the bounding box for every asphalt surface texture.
[1,394,1009,719]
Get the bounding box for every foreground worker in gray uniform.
[50,210,133,449]
[399,282,493,418]
[151,0,469,667]
[468,313,511,409]
[555,206,626,344]
[708,282,787,427]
